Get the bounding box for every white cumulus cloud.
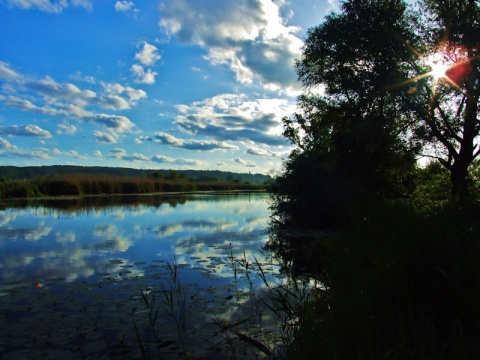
[57,123,77,135]
[0,124,52,138]
[115,1,135,12]
[131,64,157,84]
[135,41,161,66]
[94,131,118,144]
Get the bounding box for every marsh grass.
[0,174,263,199]
[205,249,320,359]
[281,201,480,359]
[133,259,192,359]
[133,249,314,359]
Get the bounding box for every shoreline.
[2,189,269,202]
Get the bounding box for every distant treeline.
[0,172,267,199]
[0,165,272,185]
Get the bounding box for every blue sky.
[0,0,340,174]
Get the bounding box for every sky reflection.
[0,193,273,285]
[0,193,286,359]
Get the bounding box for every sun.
[426,53,450,80]
[429,61,449,80]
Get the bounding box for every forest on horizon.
[0,165,272,185]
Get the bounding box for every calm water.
[0,193,284,359]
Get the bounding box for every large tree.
[273,0,421,227]
[275,0,480,227]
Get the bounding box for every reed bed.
[0,174,263,199]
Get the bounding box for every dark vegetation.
[0,169,268,199]
[268,0,480,358]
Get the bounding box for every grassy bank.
[0,173,265,199]
[272,201,480,359]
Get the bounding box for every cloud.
[70,0,92,10]
[109,148,127,158]
[176,158,206,166]
[151,154,206,167]
[26,77,96,105]
[95,94,130,110]
[56,123,77,135]
[0,142,86,160]
[4,95,134,133]
[130,41,160,84]
[114,1,136,12]
[0,137,14,149]
[1,97,135,136]
[131,64,157,84]
[50,148,87,159]
[102,82,147,102]
[122,153,150,162]
[68,71,96,84]
[159,0,302,92]
[24,76,144,110]
[108,148,206,167]
[135,41,161,66]
[6,0,92,13]
[150,154,174,163]
[0,124,52,138]
[234,157,257,167]
[246,147,283,157]
[94,131,118,144]
[18,148,51,159]
[0,62,21,80]
[3,95,94,121]
[0,65,141,137]
[147,132,239,151]
[174,94,292,146]
[87,114,134,133]
[109,148,149,162]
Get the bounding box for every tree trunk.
[450,158,469,200]
[450,65,479,201]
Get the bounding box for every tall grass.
[134,259,191,359]
[132,250,313,359]
[0,174,264,199]
[280,201,480,359]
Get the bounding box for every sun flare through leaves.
[426,53,450,80]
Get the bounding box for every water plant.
[133,259,192,359]
[132,247,315,359]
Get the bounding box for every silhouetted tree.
[273,0,419,227]
[273,0,480,227]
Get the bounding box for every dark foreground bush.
[283,202,480,360]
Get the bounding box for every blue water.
[0,193,283,359]
[0,193,272,285]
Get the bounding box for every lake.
[0,192,286,359]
